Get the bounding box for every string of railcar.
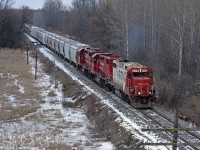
[25,24,157,108]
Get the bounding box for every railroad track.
[140,106,200,150]
[153,106,200,139]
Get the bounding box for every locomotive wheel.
[112,88,115,94]
[84,69,88,75]
[122,94,130,104]
[108,85,113,92]
[104,84,112,92]
[130,97,140,108]
[104,84,109,92]
[130,98,135,107]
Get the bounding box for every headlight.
[149,92,152,94]
[138,92,141,95]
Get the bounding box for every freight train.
[25,24,157,108]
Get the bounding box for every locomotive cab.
[113,60,157,108]
[127,69,154,96]
[127,68,156,107]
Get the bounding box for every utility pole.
[172,108,179,150]
[54,59,57,88]
[35,48,38,80]
[21,42,23,53]
[26,44,29,64]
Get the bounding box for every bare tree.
[0,0,16,47]
[42,0,65,29]
[164,0,191,79]
[69,0,99,43]
[0,0,14,10]
[0,0,31,48]
[100,0,138,59]
[20,6,33,28]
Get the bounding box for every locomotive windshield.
[133,72,152,78]
[133,72,147,77]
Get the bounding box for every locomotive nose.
[134,78,152,96]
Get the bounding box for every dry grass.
[25,112,44,122]
[73,142,81,147]
[72,122,83,128]
[0,105,38,121]
[62,101,75,107]
[0,100,13,110]
[84,140,93,146]
[51,127,63,136]
[46,143,71,150]
[48,90,57,97]
[62,83,68,92]
[158,80,200,126]
[50,98,59,104]
[180,96,200,125]
[54,110,63,118]
[0,49,42,122]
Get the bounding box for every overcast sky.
[13,0,73,9]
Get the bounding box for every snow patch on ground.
[0,73,19,79]
[0,72,24,94]
[3,94,16,103]
[14,79,25,93]
[97,142,116,150]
